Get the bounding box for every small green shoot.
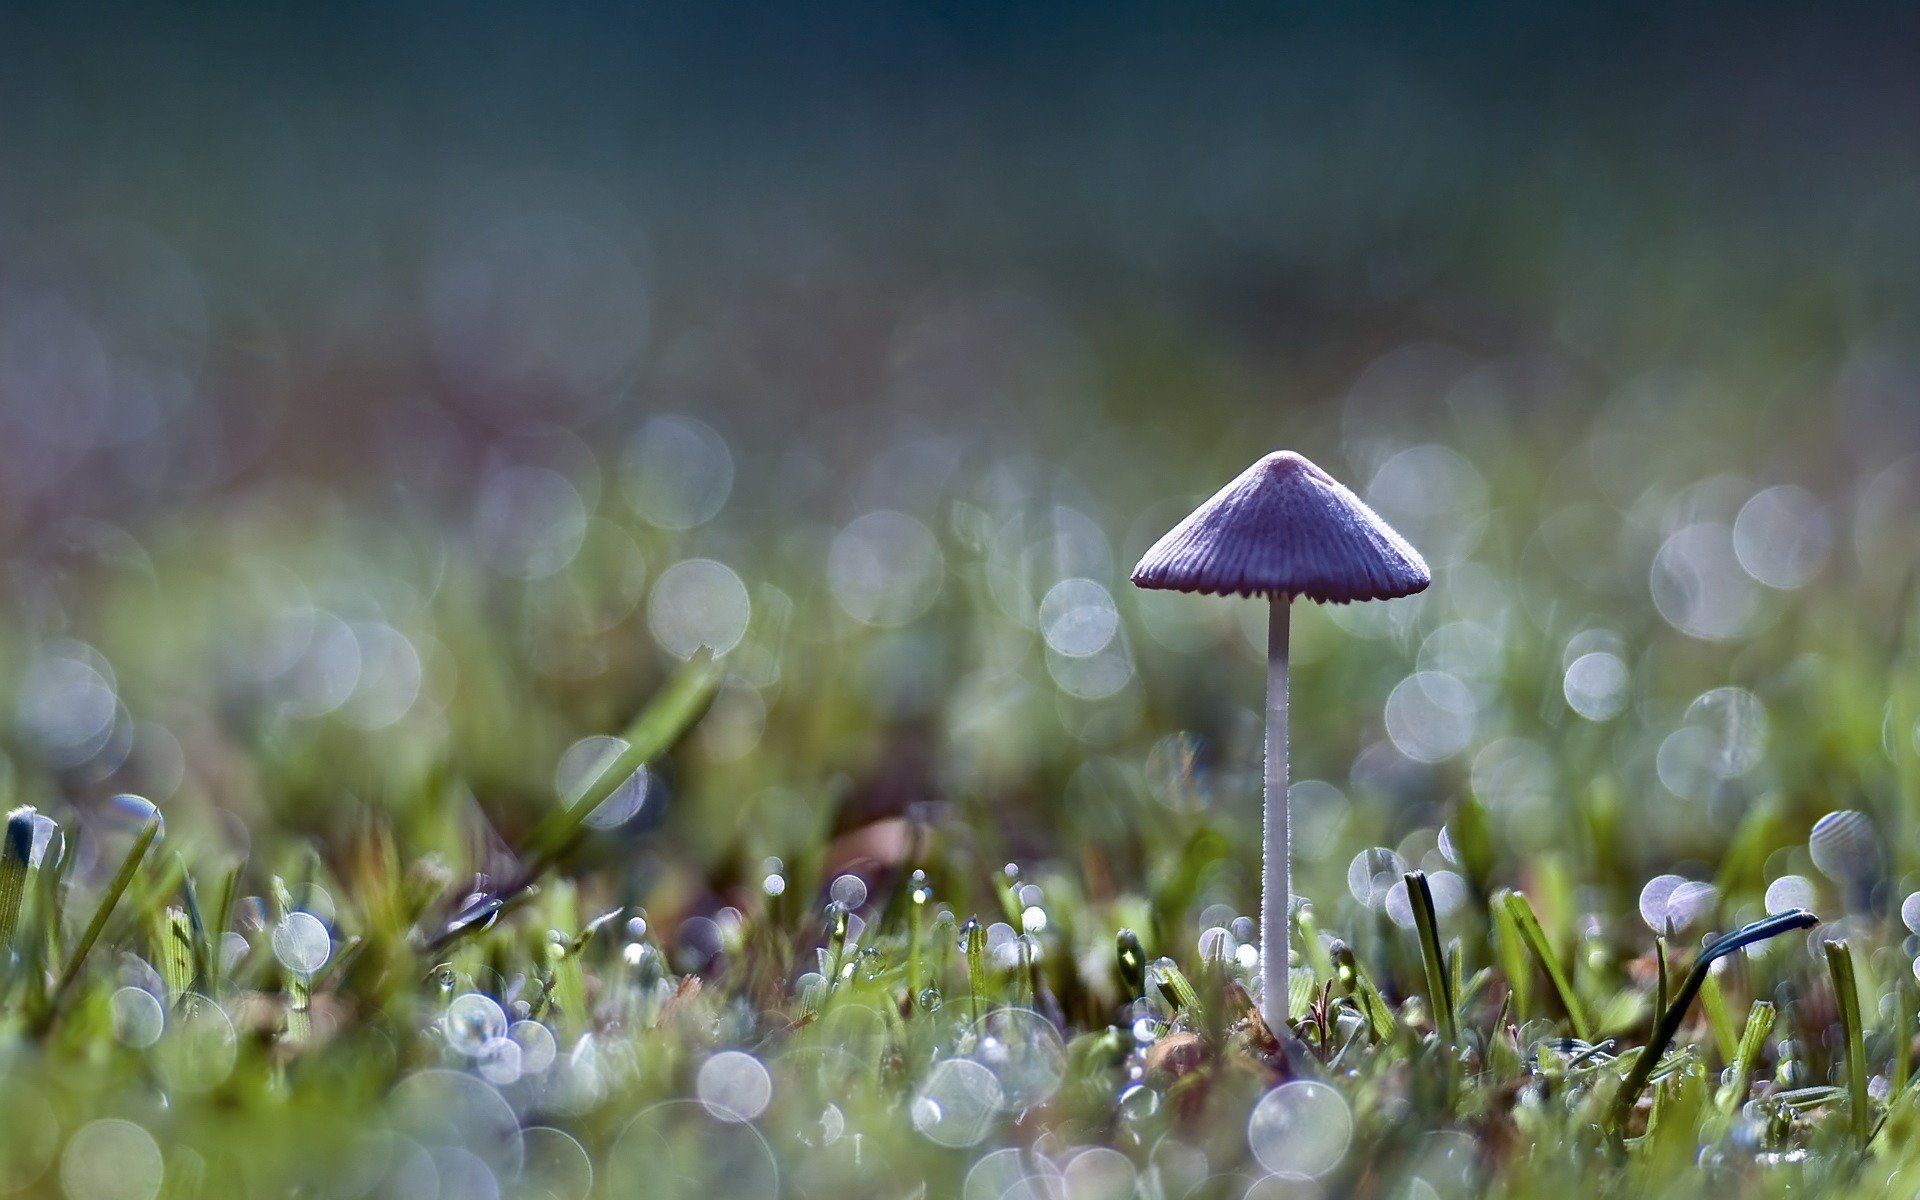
[1826,938,1870,1147]
[1722,1000,1776,1113]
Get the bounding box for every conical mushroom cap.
[1131,451,1430,602]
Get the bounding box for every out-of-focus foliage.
[5,4,1920,1198]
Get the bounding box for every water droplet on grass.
[509,1021,557,1074]
[341,622,423,731]
[104,793,161,837]
[1039,578,1118,657]
[1733,485,1829,589]
[1247,1080,1351,1179]
[1651,523,1762,641]
[623,415,733,530]
[23,810,59,868]
[390,1069,524,1180]
[109,986,164,1048]
[518,1127,593,1200]
[476,1037,522,1086]
[1768,875,1818,914]
[913,1059,1002,1147]
[965,1147,1056,1200]
[647,559,750,659]
[1119,1083,1161,1120]
[271,911,331,975]
[1347,848,1406,907]
[475,465,587,580]
[1199,927,1235,960]
[1563,652,1629,721]
[1638,875,1717,934]
[16,648,118,769]
[554,735,651,829]
[1063,1147,1135,1200]
[430,1146,500,1200]
[0,1092,58,1191]
[609,1101,777,1195]
[697,1051,772,1123]
[1810,810,1880,883]
[153,997,236,1094]
[829,874,868,909]
[828,510,945,627]
[219,931,249,972]
[59,1119,162,1200]
[445,993,509,1056]
[967,1009,1065,1111]
[1384,672,1476,762]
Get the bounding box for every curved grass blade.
[1499,889,1591,1041]
[1608,908,1818,1135]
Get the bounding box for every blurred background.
[4,1,1920,943]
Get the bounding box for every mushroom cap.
[1131,451,1431,602]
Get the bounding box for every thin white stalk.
[1262,596,1291,1037]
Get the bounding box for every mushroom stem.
[1262,595,1291,1038]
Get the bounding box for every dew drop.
[270,911,332,975]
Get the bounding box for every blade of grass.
[1895,979,1915,1098]
[0,807,35,947]
[904,875,928,1008]
[1699,971,1738,1066]
[1296,904,1334,983]
[1330,941,1392,1042]
[1491,897,1531,1023]
[1722,1000,1776,1113]
[1500,889,1591,1042]
[46,815,162,1015]
[152,907,194,1004]
[426,650,721,952]
[1150,955,1201,1016]
[1653,936,1670,1029]
[179,868,214,994]
[965,918,987,1023]
[1405,875,1459,1044]
[521,648,721,867]
[1405,872,1457,1045]
[1826,939,1870,1147]
[1609,908,1818,1136]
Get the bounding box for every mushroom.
[1132,450,1429,1039]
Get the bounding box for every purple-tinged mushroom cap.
[1131,451,1431,603]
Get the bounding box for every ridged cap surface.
[1131,451,1431,602]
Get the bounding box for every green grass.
[2,413,1918,1200]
